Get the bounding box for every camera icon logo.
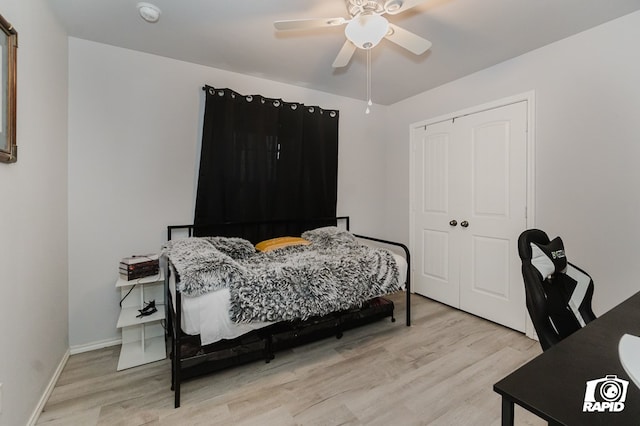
[583,375,628,412]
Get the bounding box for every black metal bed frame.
[165,216,411,408]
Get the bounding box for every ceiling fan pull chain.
[365,48,372,114]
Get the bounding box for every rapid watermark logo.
[583,375,629,412]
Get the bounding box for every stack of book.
[119,254,159,281]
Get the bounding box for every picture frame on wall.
[0,12,17,163]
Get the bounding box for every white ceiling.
[47,0,640,105]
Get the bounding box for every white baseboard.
[70,338,121,355]
[27,349,70,426]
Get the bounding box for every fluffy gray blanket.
[161,227,400,323]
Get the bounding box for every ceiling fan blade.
[274,17,347,31]
[385,23,432,55]
[332,40,357,68]
[384,0,430,15]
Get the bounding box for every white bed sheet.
[169,253,407,346]
[169,271,268,344]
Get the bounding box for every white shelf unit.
[116,271,166,370]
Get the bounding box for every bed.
[162,217,410,408]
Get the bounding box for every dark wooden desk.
[494,291,640,425]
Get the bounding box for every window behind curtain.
[193,86,339,242]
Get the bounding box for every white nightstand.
[116,271,166,370]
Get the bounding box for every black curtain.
[194,86,339,241]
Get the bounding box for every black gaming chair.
[518,229,597,351]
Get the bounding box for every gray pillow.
[302,226,357,247]
[203,236,256,259]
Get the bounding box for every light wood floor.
[38,293,546,425]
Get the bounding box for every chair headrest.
[530,237,567,279]
[518,229,568,279]
[518,229,550,261]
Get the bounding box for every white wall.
[67,38,389,348]
[0,0,68,425]
[385,11,640,315]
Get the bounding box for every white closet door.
[456,101,527,331]
[411,101,528,332]
[411,121,461,308]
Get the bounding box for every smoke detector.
[137,2,161,23]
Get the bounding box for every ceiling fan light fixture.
[137,2,161,23]
[345,14,389,49]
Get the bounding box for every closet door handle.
[460,220,469,228]
[449,220,458,227]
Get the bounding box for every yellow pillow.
[255,236,311,252]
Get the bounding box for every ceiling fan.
[274,0,432,68]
